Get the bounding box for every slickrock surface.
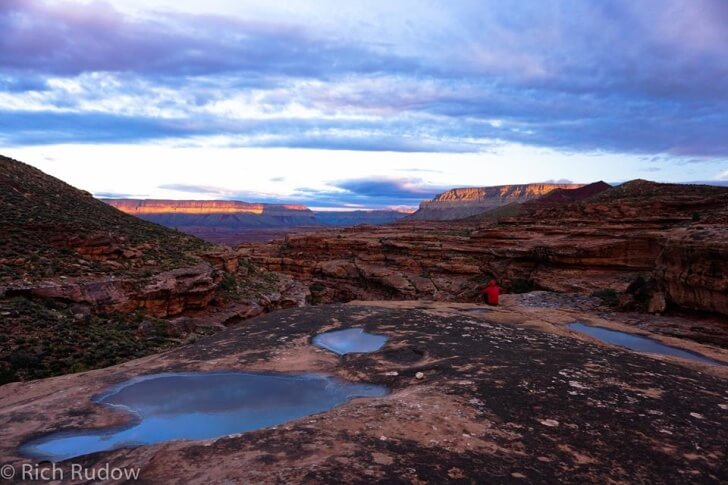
[0,300,725,483]
[409,183,583,220]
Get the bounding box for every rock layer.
[105,199,318,228]
[246,180,728,317]
[409,183,583,220]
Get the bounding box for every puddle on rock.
[313,328,388,355]
[568,323,725,366]
[20,372,388,462]
[462,307,492,313]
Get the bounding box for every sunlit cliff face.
[105,200,310,215]
[431,184,584,202]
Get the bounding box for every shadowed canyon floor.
[1,299,726,483]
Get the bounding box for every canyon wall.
[245,181,728,317]
[105,199,319,228]
[409,183,583,220]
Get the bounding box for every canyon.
[104,199,407,244]
[245,180,728,339]
[1,156,727,483]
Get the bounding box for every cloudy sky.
[2,0,727,209]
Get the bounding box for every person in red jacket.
[481,280,500,305]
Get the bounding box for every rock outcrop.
[408,183,583,220]
[0,156,309,382]
[246,180,728,317]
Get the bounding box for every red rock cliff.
[409,183,583,220]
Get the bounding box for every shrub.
[592,288,619,307]
[220,273,238,292]
[510,278,534,294]
[0,366,17,385]
[309,282,326,293]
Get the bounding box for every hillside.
[408,183,583,220]
[0,156,308,383]
[527,179,728,224]
[0,156,211,283]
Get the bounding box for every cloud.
[157,184,229,195]
[540,179,574,184]
[0,0,416,78]
[94,191,145,198]
[332,177,447,199]
[1,0,728,159]
[153,176,450,208]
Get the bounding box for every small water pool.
[312,328,388,355]
[568,323,725,366]
[20,372,388,462]
[463,307,491,313]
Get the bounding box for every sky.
[1,0,727,209]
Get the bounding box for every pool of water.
[568,323,725,366]
[463,307,491,313]
[20,372,388,462]
[312,328,388,355]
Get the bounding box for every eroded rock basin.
[568,323,725,366]
[312,328,388,355]
[20,372,388,462]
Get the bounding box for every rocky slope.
[408,183,583,220]
[1,301,725,483]
[0,156,308,383]
[245,180,728,322]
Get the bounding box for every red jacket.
[481,281,500,305]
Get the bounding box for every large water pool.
[20,371,388,462]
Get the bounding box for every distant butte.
[408,183,584,220]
